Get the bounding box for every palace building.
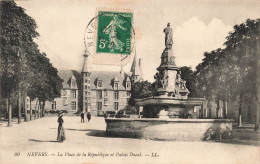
[21,53,142,116]
[43,70,79,112]
[81,53,143,116]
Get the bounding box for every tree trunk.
[24,93,28,122]
[38,100,41,118]
[255,93,260,131]
[18,90,21,124]
[42,101,45,117]
[216,100,220,118]
[223,100,228,119]
[30,98,32,121]
[5,98,8,119]
[34,98,38,119]
[255,27,260,131]
[7,97,12,127]
[207,101,212,118]
[238,93,243,127]
[0,99,1,122]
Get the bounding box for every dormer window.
[72,81,76,87]
[126,82,131,88]
[63,90,67,96]
[96,77,103,88]
[114,82,119,90]
[97,81,102,87]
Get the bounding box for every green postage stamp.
[96,11,133,55]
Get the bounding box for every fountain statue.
[105,23,233,141]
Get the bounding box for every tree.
[224,19,259,127]
[179,66,197,97]
[1,1,39,125]
[128,81,156,106]
[27,52,63,118]
[1,1,62,124]
[195,19,259,126]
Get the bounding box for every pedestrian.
[80,112,84,123]
[87,112,91,122]
[57,111,66,143]
[104,112,108,119]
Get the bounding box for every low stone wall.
[105,118,233,141]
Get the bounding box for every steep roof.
[58,70,74,89]
[130,54,142,78]
[58,70,131,90]
[90,71,131,90]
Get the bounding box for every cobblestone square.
[0,117,259,164]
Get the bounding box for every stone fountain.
[105,23,233,141]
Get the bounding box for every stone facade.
[25,70,79,113]
[81,52,143,116]
[87,71,132,116]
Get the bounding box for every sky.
[16,0,260,82]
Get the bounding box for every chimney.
[120,66,124,76]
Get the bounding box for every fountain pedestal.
[105,23,233,141]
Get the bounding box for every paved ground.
[0,116,259,164]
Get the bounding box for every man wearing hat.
[57,111,66,142]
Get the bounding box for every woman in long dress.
[57,112,66,142]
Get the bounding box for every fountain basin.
[136,97,206,118]
[105,118,233,141]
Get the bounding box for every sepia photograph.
[0,0,259,164]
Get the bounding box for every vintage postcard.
[0,0,260,164]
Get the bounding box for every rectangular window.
[88,92,91,96]
[97,90,102,99]
[104,90,108,96]
[126,82,131,88]
[71,102,76,110]
[72,82,76,87]
[97,81,102,87]
[71,90,76,98]
[85,91,88,95]
[63,90,67,96]
[84,85,88,90]
[127,91,131,97]
[114,91,119,99]
[114,102,119,110]
[85,79,88,83]
[88,86,91,90]
[85,97,88,101]
[97,102,102,111]
[52,101,56,110]
[104,98,108,104]
[114,83,119,90]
